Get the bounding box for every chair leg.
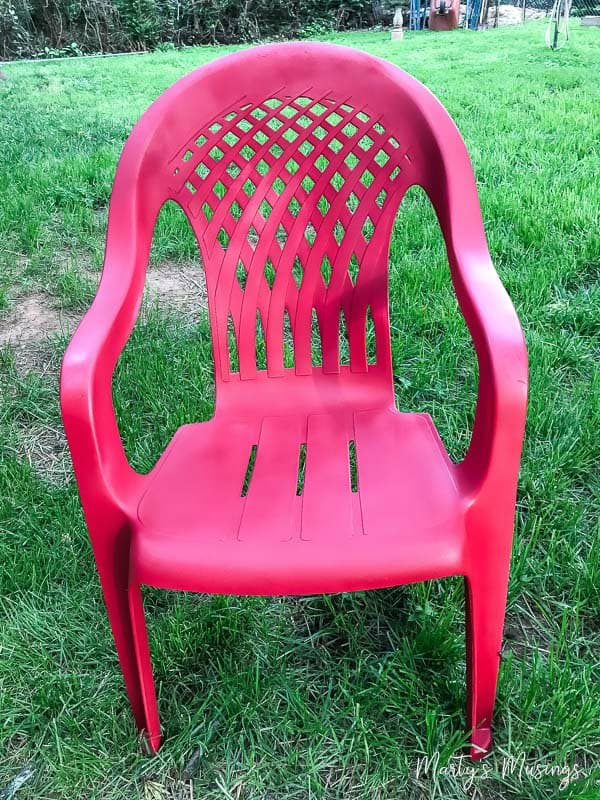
[91,522,161,751]
[128,583,162,752]
[464,569,509,760]
[94,552,151,741]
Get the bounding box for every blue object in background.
[466,0,484,28]
[409,0,425,29]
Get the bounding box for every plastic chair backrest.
[105,43,481,413]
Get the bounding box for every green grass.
[1,21,599,800]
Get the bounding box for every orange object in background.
[429,0,460,29]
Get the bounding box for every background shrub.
[0,0,394,60]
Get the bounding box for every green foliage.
[0,0,379,59]
[33,41,83,58]
[115,0,163,47]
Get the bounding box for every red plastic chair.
[60,42,527,759]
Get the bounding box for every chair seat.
[130,407,465,594]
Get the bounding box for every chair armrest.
[60,248,147,518]
[60,113,171,526]
[408,82,528,504]
[413,98,529,505]
[452,248,528,502]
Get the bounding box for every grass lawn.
[1,20,599,800]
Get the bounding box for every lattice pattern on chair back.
[167,88,410,384]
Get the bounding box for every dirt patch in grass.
[0,293,66,344]
[0,294,75,484]
[458,4,546,25]
[0,293,76,373]
[1,263,207,485]
[0,262,207,368]
[503,597,554,661]
[494,5,546,25]
[144,262,207,317]
[16,418,72,486]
